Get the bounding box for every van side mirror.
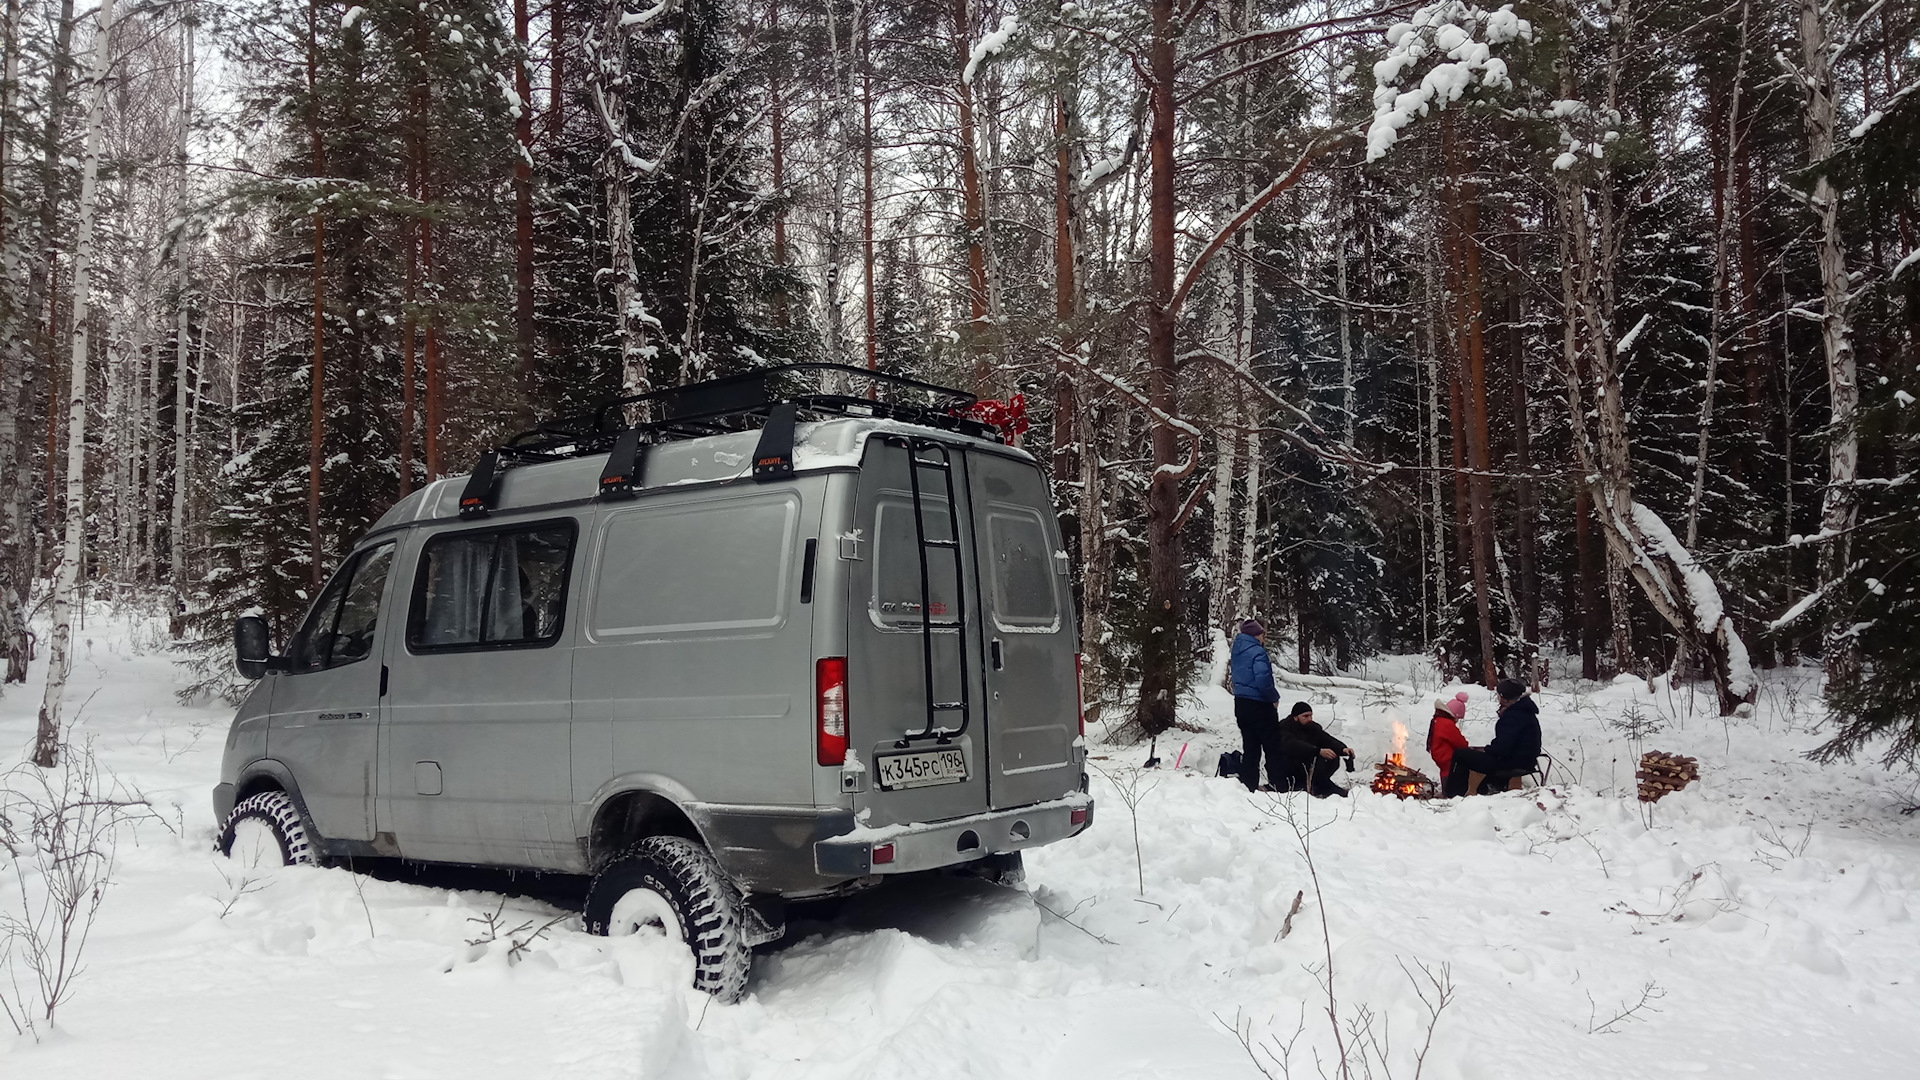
[234,616,273,680]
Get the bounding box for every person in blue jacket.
[1229,619,1286,791]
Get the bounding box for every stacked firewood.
[1637,751,1699,802]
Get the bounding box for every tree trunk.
[423,199,443,476]
[0,0,29,682]
[35,0,117,769]
[1077,396,1109,721]
[590,0,650,399]
[549,0,564,143]
[306,0,327,588]
[1425,247,1445,651]
[35,0,76,575]
[1134,0,1182,737]
[861,15,877,373]
[400,125,419,498]
[1235,431,1262,626]
[1506,227,1537,682]
[1688,1,1748,551]
[1207,406,1238,632]
[1797,0,1859,687]
[514,0,538,406]
[820,0,852,372]
[169,8,196,636]
[768,0,787,329]
[953,0,990,386]
[1444,119,1499,687]
[1049,84,1078,486]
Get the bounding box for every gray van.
[212,365,1092,1000]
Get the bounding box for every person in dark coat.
[1450,678,1542,794]
[1228,620,1286,791]
[1276,701,1355,797]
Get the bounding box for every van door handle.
[991,639,1003,670]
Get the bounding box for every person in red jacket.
[1427,692,1471,797]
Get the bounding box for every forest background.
[1,0,1917,771]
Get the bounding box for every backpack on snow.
[1216,750,1242,779]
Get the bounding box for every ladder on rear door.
[883,435,972,747]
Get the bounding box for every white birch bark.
[1795,0,1858,684]
[819,0,853,375]
[34,0,117,768]
[169,8,195,632]
[1205,397,1238,632]
[0,0,20,677]
[586,0,676,401]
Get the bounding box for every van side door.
[966,452,1081,809]
[380,517,581,868]
[268,541,396,842]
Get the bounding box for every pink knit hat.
[1444,691,1469,720]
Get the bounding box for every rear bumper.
[814,792,1094,878]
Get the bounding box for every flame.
[1388,752,1404,767]
[1391,721,1408,757]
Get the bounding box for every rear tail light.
[871,842,895,865]
[1074,653,1086,737]
[817,657,848,766]
[1070,807,1089,827]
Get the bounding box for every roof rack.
[456,363,996,516]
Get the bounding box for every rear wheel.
[584,836,751,1002]
[218,790,315,868]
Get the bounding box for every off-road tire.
[584,836,751,1002]
[218,790,316,866]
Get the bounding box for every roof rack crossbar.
[462,363,997,497]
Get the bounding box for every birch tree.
[35,0,118,769]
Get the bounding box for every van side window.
[591,495,796,638]
[872,499,959,629]
[288,542,396,673]
[409,522,575,651]
[985,510,1059,631]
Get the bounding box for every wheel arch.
[231,760,316,825]
[586,781,709,873]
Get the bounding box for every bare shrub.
[0,742,147,1039]
[1091,763,1158,896]
[1238,793,1457,1079]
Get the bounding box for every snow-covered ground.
[3,604,1918,1078]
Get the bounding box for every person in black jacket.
[1275,702,1355,797]
[1451,679,1542,794]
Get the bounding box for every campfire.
[1370,722,1437,798]
[1372,753,1439,799]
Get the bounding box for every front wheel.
[584,836,751,1002]
[218,790,316,868]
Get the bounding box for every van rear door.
[847,437,992,828]
[966,451,1081,809]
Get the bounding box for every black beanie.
[1496,678,1526,701]
[1288,701,1313,719]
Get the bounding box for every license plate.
[876,748,968,790]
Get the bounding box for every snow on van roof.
[367,416,1032,533]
